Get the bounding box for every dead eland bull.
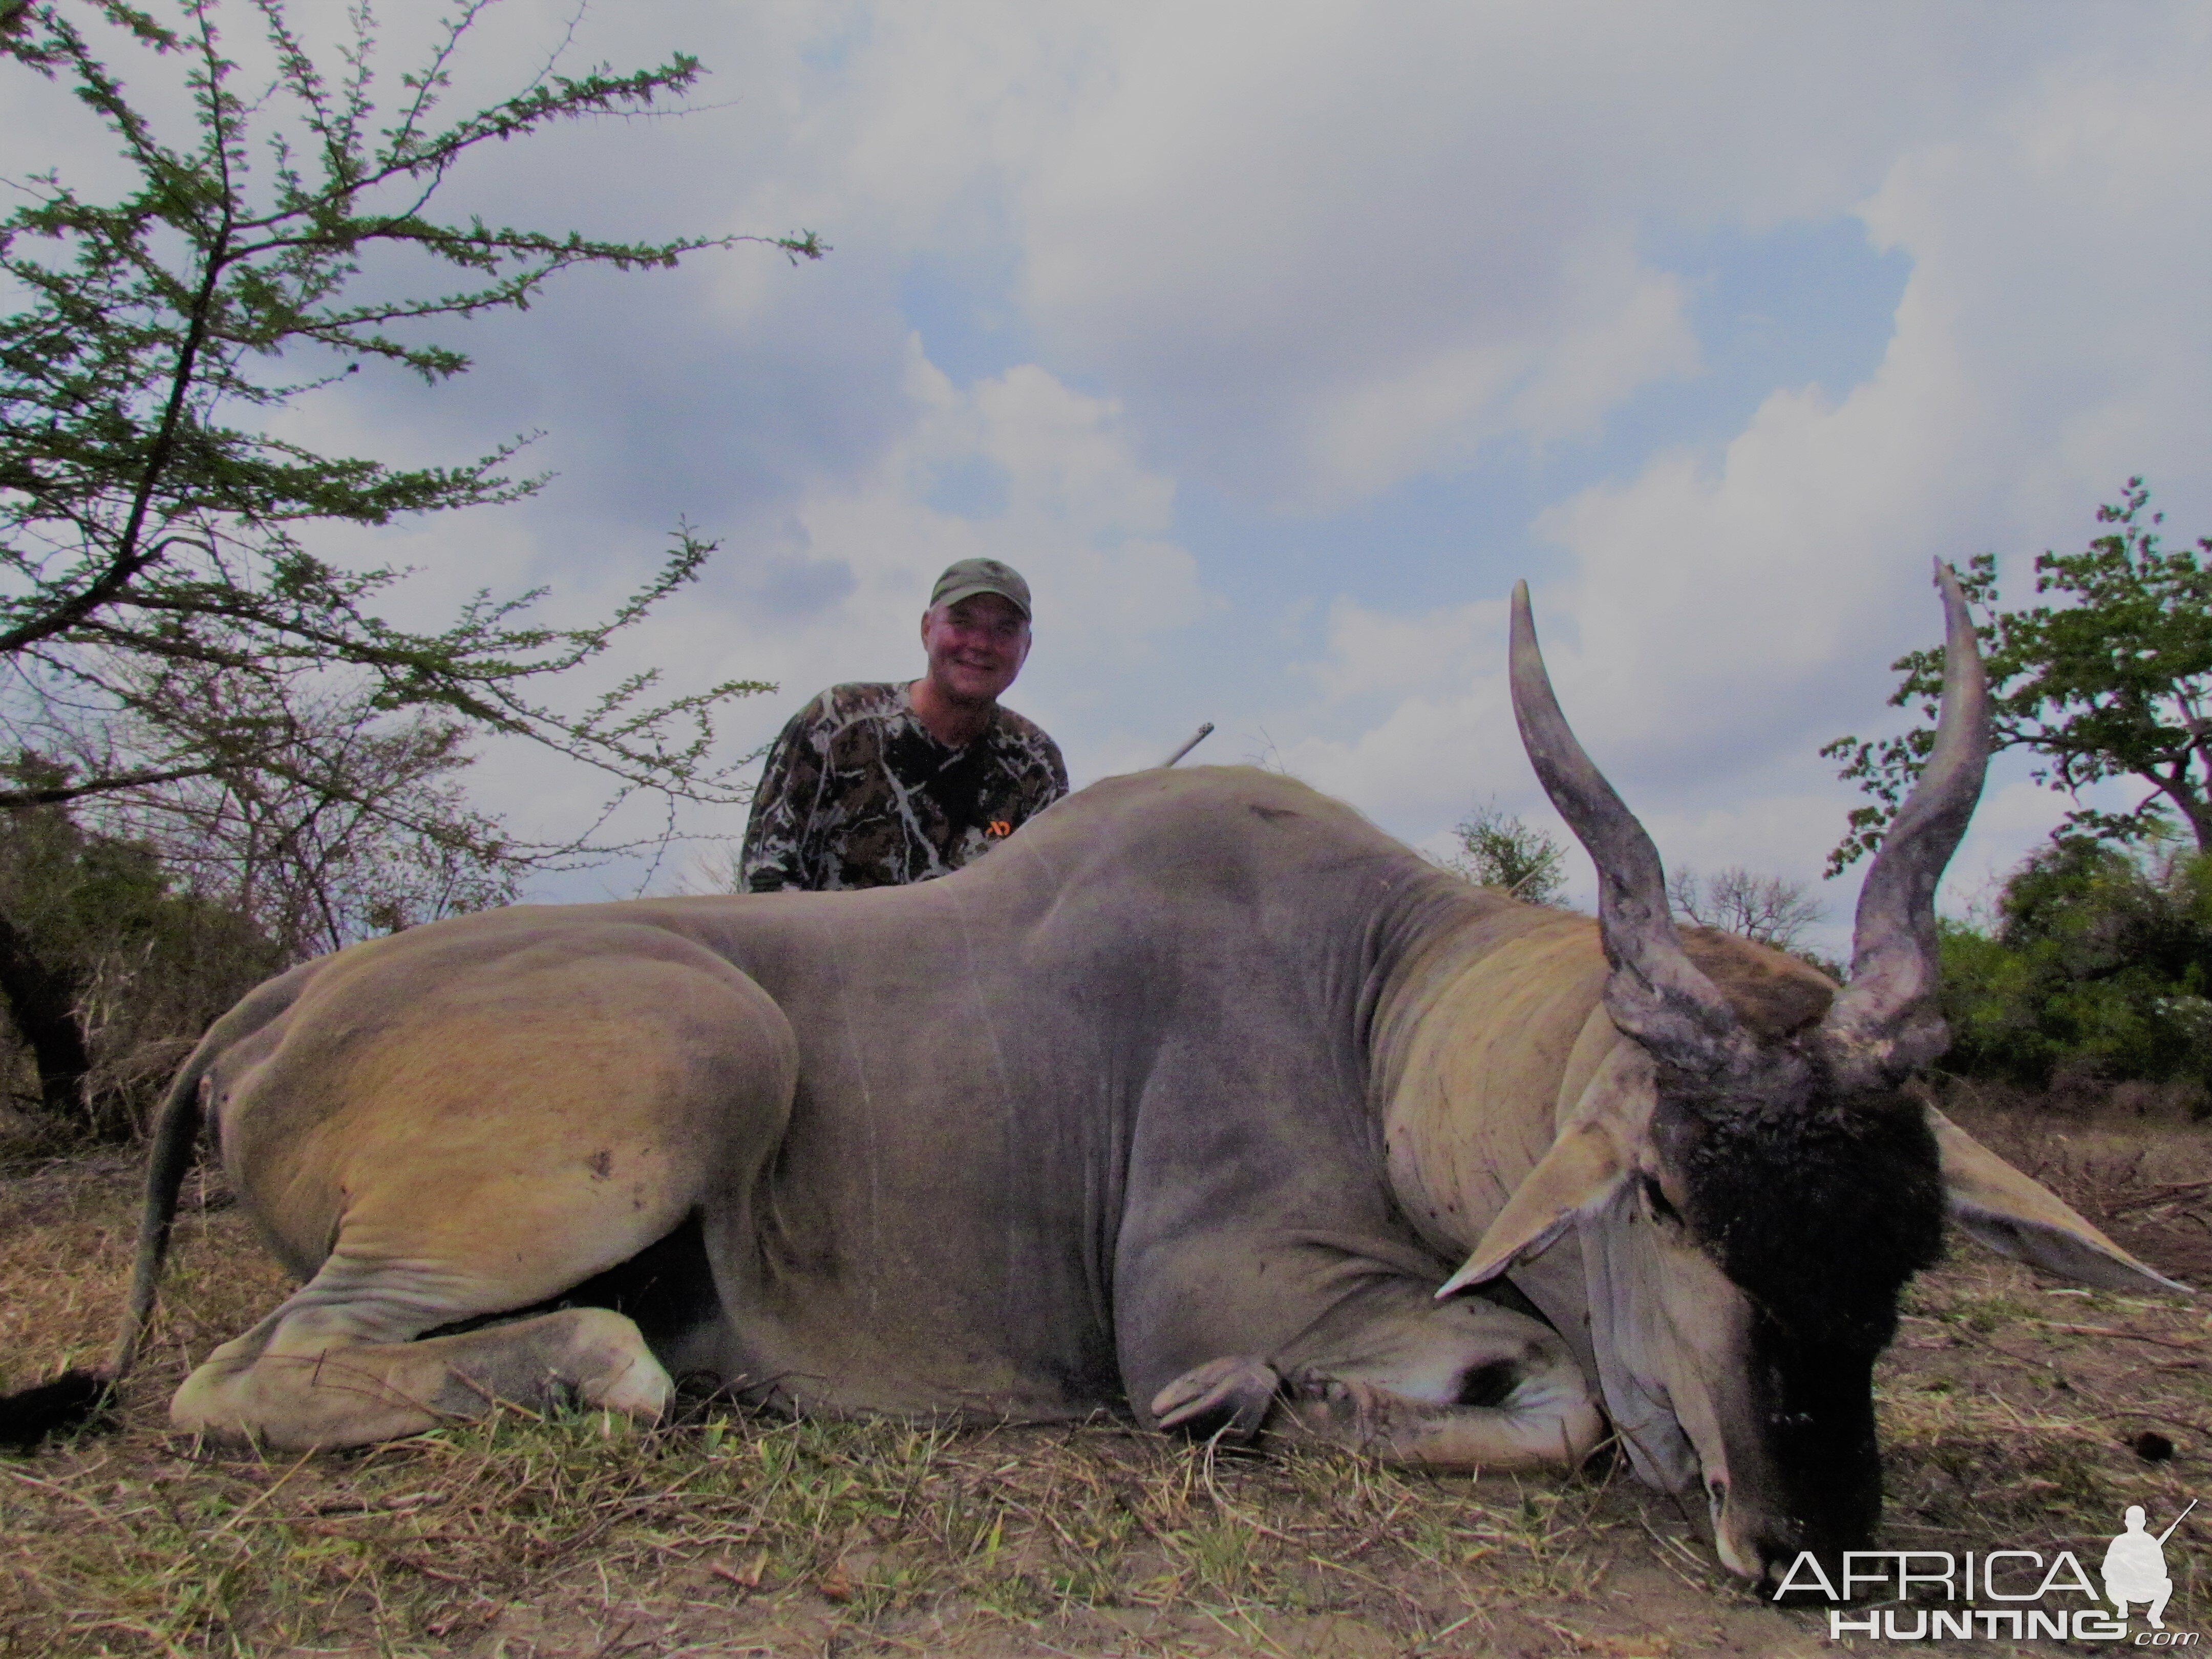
[2,569,2180,1583]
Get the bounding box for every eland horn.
[1507,581,1739,1075]
[1819,561,1992,1089]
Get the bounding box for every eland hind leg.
[174,929,795,1451]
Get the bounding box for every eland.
[2,566,2176,1583]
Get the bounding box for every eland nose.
[1707,1481,1761,1580]
[1709,1483,1808,1587]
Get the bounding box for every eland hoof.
[1152,1355,1281,1442]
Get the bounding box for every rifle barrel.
[2158,1498,2198,1544]
[1161,722,1215,768]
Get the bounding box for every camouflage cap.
[929,558,1032,621]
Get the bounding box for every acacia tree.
[0,0,820,1133]
[38,661,524,954]
[1825,481,2212,874]
[0,0,817,820]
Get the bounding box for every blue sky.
[10,0,2211,951]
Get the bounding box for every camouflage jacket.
[738,682,1069,892]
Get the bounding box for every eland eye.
[1641,1174,1681,1224]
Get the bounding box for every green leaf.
[1823,481,2212,873]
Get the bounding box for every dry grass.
[2,1104,2208,1657]
[3,1409,1665,1658]
[1880,1262,2208,1552]
[1871,1091,2212,1607]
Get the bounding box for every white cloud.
[772,340,1203,686]
[1283,9,2212,931]
[1299,241,1699,502]
[1542,29,2212,757]
[11,0,2208,927]
[370,1,2212,930]
[1002,1,2108,503]
[287,332,1207,888]
[1302,597,1504,704]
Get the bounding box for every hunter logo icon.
[2106,1501,2195,1631]
[1786,1497,2200,1642]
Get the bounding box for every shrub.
[1445,801,1568,905]
[1939,837,2212,1092]
[0,791,280,1141]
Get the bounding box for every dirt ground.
[1,1097,2208,1658]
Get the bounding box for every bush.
[1444,801,1567,905]
[0,792,282,1142]
[1939,837,2212,1092]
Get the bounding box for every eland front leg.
[1150,1280,1602,1472]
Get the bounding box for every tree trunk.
[0,906,92,1126]
[2170,778,2212,855]
[2176,739,2212,853]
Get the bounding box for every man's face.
[920,591,1031,707]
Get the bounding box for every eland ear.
[1436,1044,1653,1298]
[1436,1121,1629,1296]
[1930,1110,2190,1294]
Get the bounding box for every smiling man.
[738,559,1069,891]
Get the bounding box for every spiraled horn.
[1508,582,1738,1073]
[1821,561,1992,1088]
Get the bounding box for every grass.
[1878,1266,2210,1554]
[3,1399,1639,1655]
[2,1103,2208,1656]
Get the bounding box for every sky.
[9,0,2212,952]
